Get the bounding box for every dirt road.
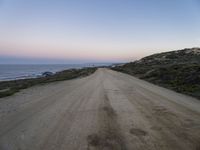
[0,68,199,150]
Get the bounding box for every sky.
[0,0,200,64]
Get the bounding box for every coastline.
[0,67,97,98]
[0,64,101,81]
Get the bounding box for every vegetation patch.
[112,48,200,100]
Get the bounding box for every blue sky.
[0,0,200,64]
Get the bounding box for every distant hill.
[112,48,200,99]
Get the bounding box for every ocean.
[0,64,109,81]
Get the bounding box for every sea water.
[0,64,109,81]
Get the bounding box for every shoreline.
[0,67,97,98]
[0,64,98,82]
[0,63,112,81]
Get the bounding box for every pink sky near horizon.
[1,31,198,62]
[0,0,199,63]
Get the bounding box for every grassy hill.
[112,48,200,99]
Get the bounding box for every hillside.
[112,48,200,99]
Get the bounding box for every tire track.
[87,88,127,150]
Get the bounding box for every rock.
[42,71,54,77]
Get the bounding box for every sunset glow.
[0,0,200,63]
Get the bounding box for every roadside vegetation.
[112,48,200,99]
[0,67,97,98]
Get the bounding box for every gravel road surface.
[0,68,199,150]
